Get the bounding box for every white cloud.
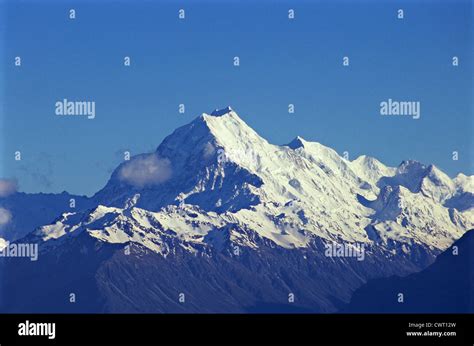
[0,179,17,197]
[119,154,172,188]
[0,208,12,226]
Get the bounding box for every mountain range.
[0,107,472,312]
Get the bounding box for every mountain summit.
[210,106,234,116]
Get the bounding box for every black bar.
[0,313,472,345]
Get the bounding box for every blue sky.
[1,0,472,196]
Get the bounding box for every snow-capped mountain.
[0,106,472,313]
[36,107,472,253]
[0,191,92,246]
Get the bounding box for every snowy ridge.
[28,107,473,258]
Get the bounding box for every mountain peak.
[209,106,234,117]
[353,155,372,163]
[287,136,307,149]
[397,160,426,174]
[454,173,474,194]
[352,155,393,170]
[351,155,395,188]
